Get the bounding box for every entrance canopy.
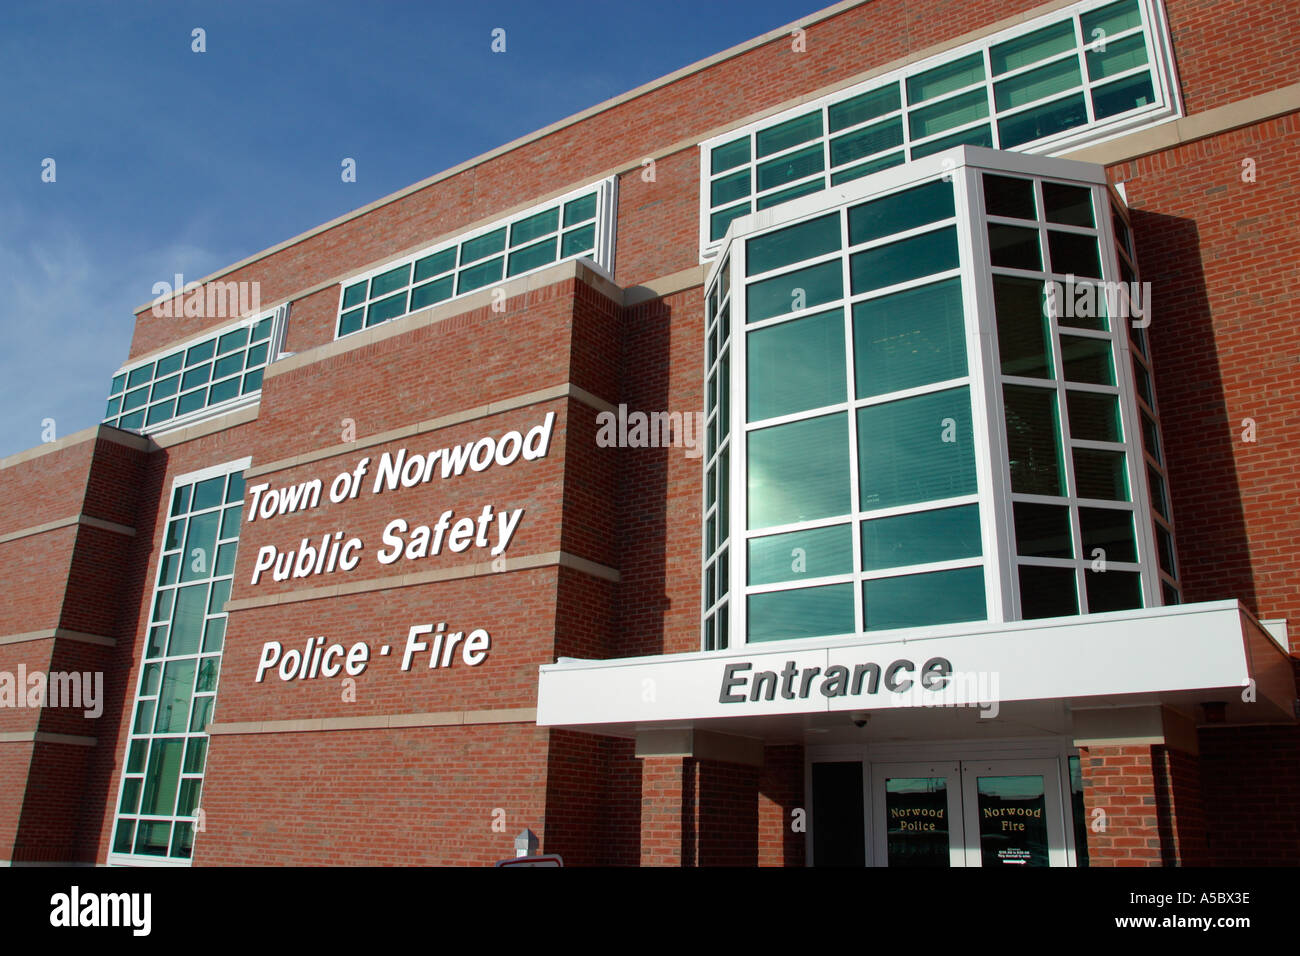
[537,600,1295,746]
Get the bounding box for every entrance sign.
[538,602,1286,727]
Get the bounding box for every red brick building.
[2,0,1297,867]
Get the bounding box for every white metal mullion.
[839,203,864,638]
[731,239,749,648]
[960,160,1014,625]
[1097,181,1163,608]
[850,375,973,414]
[981,46,999,150]
[1074,11,1100,125]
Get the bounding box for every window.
[109,461,246,865]
[720,174,988,645]
[335,177,617,338]
[104,308,287,434]
[698,0,1179,259]
[704,147,1179,649]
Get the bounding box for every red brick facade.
[1,0,1297,867]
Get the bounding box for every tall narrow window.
[109,461,246,865]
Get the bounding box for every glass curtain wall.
[704,147,1178,648]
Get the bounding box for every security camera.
[850,712,870,728]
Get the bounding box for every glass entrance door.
[959,759,1068,867]
[871,761,965,867]
[862,758,1070,866]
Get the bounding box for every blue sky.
[0,0,820,459]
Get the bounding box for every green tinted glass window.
[910,124,993,158]
[756,112,823,158]
[990,20,1076,75]
[1081,0,1143,39]
[1079,506,1137,562]
[857,388,976,510]
[995,276,1053,379]
[457,257,503,294]
[711,137,751,175]
[507,237,557,277]
[561,224,596,257]
[510,208,559,246]
[854,278,967,398]
[848,180,954,246]
[747,213,841,277]
[1019,565,1078,618]
[747,308,846,421]
[1092,73,1155,119]
[1086,32,1148,80]
[1067,390,1122,442]
[829,85,902,132]
[366,292,406,326]
[862,504,981,571]
[907,53,985,104]
[127,364,154,388]
[217,328,248,355]
[756,180,826,211]
[864,567,986,630]
[830,118,904,168]
[460,228,507,265]
[747,260,843,324]
[414,249,456,281]
[850,227,959,294]
[749,584,855,642]
[1014,502,1072,558]
[748,413,851,528]
[909,89,989,139]
[749,524,854,585]
[998,93,1088,148]
[711,202,751,242]
[756,144,824,192]
[1004,385,1064,495]
[994,58,1082,111]
[831,151,905,185]
[369,264,410,298]
[712,169,751,208]
[563,194,597,226]
[411,276,455,310]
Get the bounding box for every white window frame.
[104,305,289,437]
[333,176,618,340]
[704,146,1174,651]
[697,0,1182,262]
[107,456,250,867]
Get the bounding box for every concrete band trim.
[244,382,615,481]
[1065,81,1300,166]
[0,423,150,472]
[0,629,115,648]
[224,549,619,612]
[0,732,97,747]
[0,514,136,546]
[207,707,538,736]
